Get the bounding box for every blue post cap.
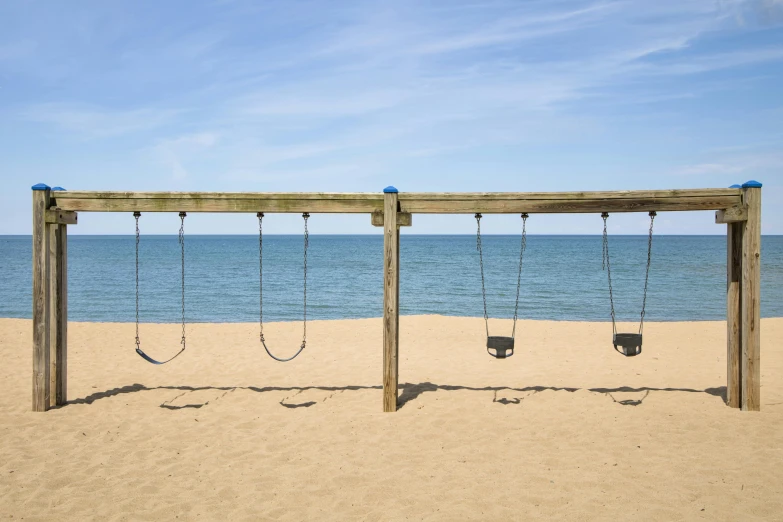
[31,183,50,191]
[51,186,66,191]
[742,180,762,188]
[383,186,398,193]
[729,184,742,189]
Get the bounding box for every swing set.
[30,183,763,413]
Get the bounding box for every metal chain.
[179,212,186,349]
[134,212,141,349]
[602,212,617,336]
[302,212,309,348]
[257,212,309,361]
[639,211,656,333]
[476,213,529,339]
[132,211,186,364]
[511,213,528,338]
[258,212,265,342]
[475,213,489,338]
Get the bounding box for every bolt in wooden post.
[382,186,400,412]
[726,220,742,408]
[740,181,762,411]
[32,184,51,412]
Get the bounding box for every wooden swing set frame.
[31,182,762,412]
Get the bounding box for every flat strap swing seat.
[602,211,656,357]
[132,211,188,365]
[476,213,529,359]
[257,212,311,362]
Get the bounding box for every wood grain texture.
[32,190,50,412]
[740,187,761,411]
[715,206,747,224]
[55,191,385,200]
[726,222,742,408]
[371,210,412,227]
[398,188,741,200]
[382,192,400,412]
[48,225,67,407]
[45,209,78,225]
[52,189,741,214]
[55,198,382,213]
[400,196,740,214]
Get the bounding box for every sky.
[1,0,781,235]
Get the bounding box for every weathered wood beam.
[45,209,78,225]
[55,191,384,200]
[715,206,747,224]
[740,183,762,411]
[32,185,51,412]
[382,187,400,413]
[54,197,382,213]
[49,224,68,407]
[400,195,741,214]
[52,188,742,214]
[399,188,741,200]
[726,222,742,408]
[371,210,412,227]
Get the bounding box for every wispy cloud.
[151,132,219,180]
[674,152,783,176]
[2,0,783,233]
[20,103,181,138]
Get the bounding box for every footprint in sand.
[160,388,235,410]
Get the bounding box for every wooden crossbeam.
[371,210,412,227]
[51,188,743,214]
[400,195,741,214]
[54,192,383,213]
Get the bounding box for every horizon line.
[3,233,782,237]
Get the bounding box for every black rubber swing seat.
[613,333,642,357]
[487,336,514,359]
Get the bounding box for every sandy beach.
[1,316,781,521]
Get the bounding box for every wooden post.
[726,221,742,408]
[32,184,51,412]
[382,186,400,412]
[49,223,68,407]
[740,181,762,411]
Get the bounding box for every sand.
[0,316,782,521]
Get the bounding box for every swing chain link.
[602,212,617,337]
[475,213,489,338]
[639,211,656,333]
[603,211,656,337]
[511,213,528,338]
[257,212,309,352]
[179,212,186,349]
[476,213,527,339]
[302,212,309,348]
[258,212,265,343]
[134,211,141,349]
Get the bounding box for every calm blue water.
[1,235,781,322]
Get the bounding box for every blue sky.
[1,0,781,235]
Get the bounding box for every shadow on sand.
[66,382,727,410]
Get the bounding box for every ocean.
[1,235,781,323]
